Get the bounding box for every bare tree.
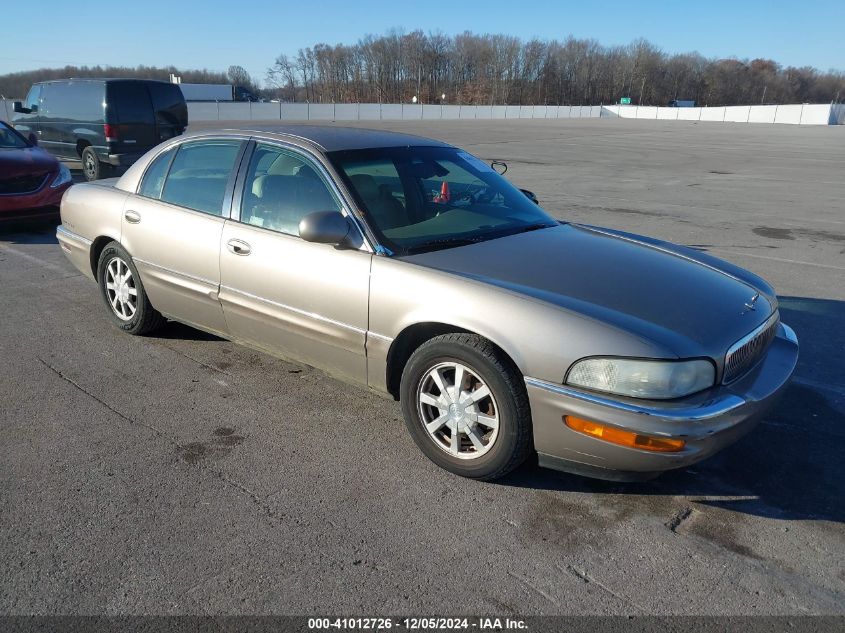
[4,33,843,105]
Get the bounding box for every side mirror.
[299,210,351,245]
[13,101,30,114]
[520,189,539,204]
[28,133,38,146]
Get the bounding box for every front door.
[218,142,371,384]
[121,138,246,336]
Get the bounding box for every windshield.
[328,146,557,254]
[0,123,30,149]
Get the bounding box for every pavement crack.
[666,506,695,533]
[563,564,647,613]
[154,344,234,376]
[506,571,559,607]
[36,356,168,439]
[36,355,281,523]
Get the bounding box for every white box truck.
[178,84,234,102]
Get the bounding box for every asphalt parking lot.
[1,119,843,615]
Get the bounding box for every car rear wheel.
[400,333,532,480]
[81,146,110,181]
[97,242,164,335]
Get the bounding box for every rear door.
[121,137,247,335]
[107,82,158,154]
[147,82,188,144]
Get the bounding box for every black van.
[13,79,187,181]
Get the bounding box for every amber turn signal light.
[564,416,685,452]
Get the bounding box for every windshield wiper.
[404,236,487,254]
[509,222,558,235]
[404,223,557,254]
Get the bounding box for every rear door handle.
[227,239,251,256]
[124,210,141,224]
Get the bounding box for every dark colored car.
[13,79,187,181]
[0,121,72,222]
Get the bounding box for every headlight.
[566,357,715,399]
[51,163,72,188]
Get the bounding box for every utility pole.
[639,77,646,105]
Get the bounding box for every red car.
[0,121,72,222]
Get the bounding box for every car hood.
[401,223,775,359]
[0,146,58,179]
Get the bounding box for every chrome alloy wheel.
[417,361,500,459]
[105,256,137,321]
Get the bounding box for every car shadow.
[151,320,226,342]
[2,225,840,523]
[0,219,60,243]
[499,296,845,525]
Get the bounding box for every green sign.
[620,97,632,105]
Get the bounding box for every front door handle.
[227,239,251,256]
[124,210,141,224]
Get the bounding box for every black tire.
[400,333,532,481]
[81,145,111,181]
[96,242,164,335]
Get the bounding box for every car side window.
[240,144,341,236]
[138,147,176,199]
[160,140,242,216]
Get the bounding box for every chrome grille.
[723,312,779,383]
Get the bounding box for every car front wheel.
[400,333,532,480]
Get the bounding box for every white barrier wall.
[748,105,778,123]
[1,97,840,125]
[800,104,833,125]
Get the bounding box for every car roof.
[215,125,453,152]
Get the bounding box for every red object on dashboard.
[434,181,450,203]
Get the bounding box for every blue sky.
[1,0,839,84]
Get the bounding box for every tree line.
[265,31,844,106]
[2,31,842,106]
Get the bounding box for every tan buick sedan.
[57,126,798,481]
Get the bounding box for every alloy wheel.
[105,256,137,321]
[417,361,500,459]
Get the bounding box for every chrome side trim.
[366,331,394,344]
[220,284,366,335]
[524,376,746,422]
[56,225,93,247]
[132,257,217,287]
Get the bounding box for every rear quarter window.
[138,147,177,199]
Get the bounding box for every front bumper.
[526,322,799,481]
[0,178,69,220]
